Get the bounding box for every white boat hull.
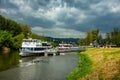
[20,50,45,57]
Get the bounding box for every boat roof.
[23,39,41,42]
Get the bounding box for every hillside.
[46,37,79,43]
[0,15,31,50]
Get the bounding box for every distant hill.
[46,37,79,43]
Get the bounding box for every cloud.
[32,26,85,38]
[0,8,17,15]
[0,0,120,38]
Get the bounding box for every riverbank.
[0,51,20,72]
[67,48,120,80]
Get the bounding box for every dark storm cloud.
[29,0,50,10]
[23,16,55,28]
[0,0,18,9]
[0,0,120,38]
[63,0,101,9]
[91,13,120,32]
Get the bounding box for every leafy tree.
[111,27,120,46]
[31,33,47,41]
[78,29,100,46]
[50,42,57,47]
[78,38,86,46]
[91,29,99,42]
[0,15,33,50]
[97,34,103,44]
[0,15,22,36]
[20,24,31,37]
[85,31,93,45]
[0,31,15,49]
[106,32,111,44]
[13,33,24,49]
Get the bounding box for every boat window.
[34,48,46,51]
[31,48,34,51]
[42,43,50,46]
[21,47,26,51]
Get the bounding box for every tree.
[78,29,100,46]
[85,31,93,45]
[106,32,111,44]
[20,24,31,37]
[98,34,103,44]
[0,31,15,49]
[91,29,99,42]
[0,15,22,36]
[50,42,57,47]
[78,38,86,46]
[31,33,47,41]
[111,27,120,46]
[13,33,24,49]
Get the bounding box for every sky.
[0,0,120,38]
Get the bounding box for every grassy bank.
[67,48,120,80]
[67,51,93,80]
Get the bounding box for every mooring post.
[44,53,48,56]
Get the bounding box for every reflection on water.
[19,57,50,67]
[0,51,20,71]
[0,52,78,80]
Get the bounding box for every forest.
[78,28,120,47]
[0,15,47,50]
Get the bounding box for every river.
[0,52,78,80]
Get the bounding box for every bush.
[0,30,15,49]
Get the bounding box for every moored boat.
[20,39,52,57]
[57,42,81,52]
[57,43,73,52]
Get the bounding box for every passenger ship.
[20,39,52,57]
[57,43,73,52]
[57,42,80,52]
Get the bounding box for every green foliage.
[31,33,47,41]
[31,33,57,47]
[20,24,31,37]
[77,38,86,46]
[111,27,120,47]
[0,15,32,50]
[92,29,99,41]
[86,31,93,44]
[50,42,57,47]
[106,32,111,44]
[67,52,93,80]
[13,33,24,49]
[78,29,101,46]
[0,30,15,49]
[98,34,103,44]
[0,15,22,36]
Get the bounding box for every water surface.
[0,52,78,80]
